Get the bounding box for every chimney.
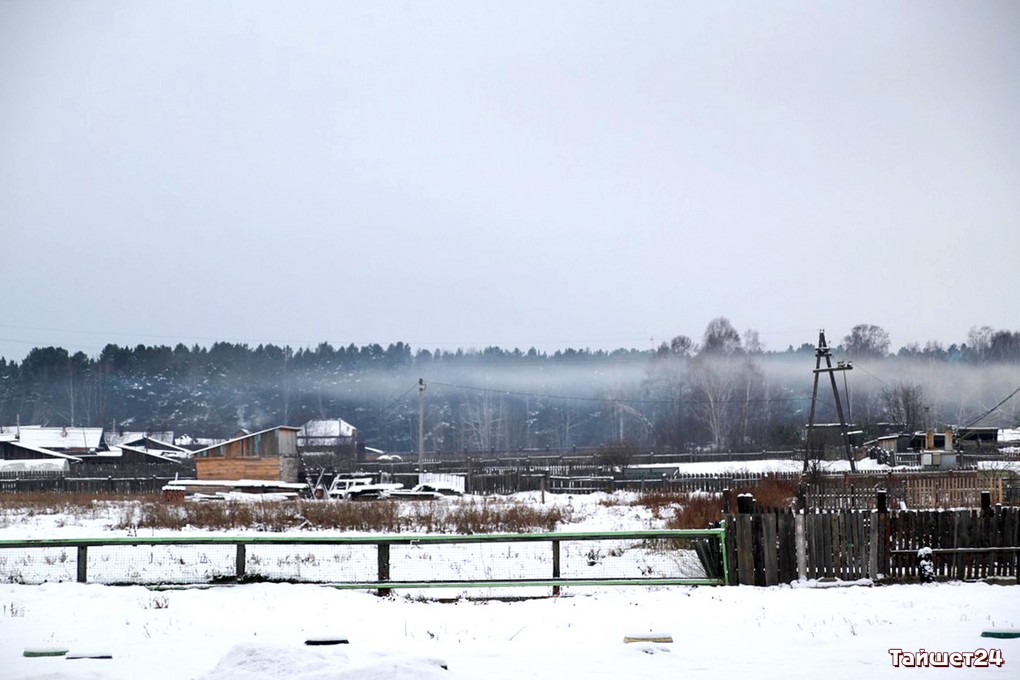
[926,429,935,450]
[944,429,953,452]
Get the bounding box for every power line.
[958,384,1020,430]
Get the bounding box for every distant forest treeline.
[1,319,1019,453]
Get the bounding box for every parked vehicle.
[326,476,403,500]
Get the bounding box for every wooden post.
[875,494,890,581]
[736,493,754,514]
[777,510,797,583]
[235,544,246,580]
[763,512,778,586]
[377,544,391,597]
[722,514,739,585]
[77,545,88,583]
[736,495,755,585]
[795,513,806,581]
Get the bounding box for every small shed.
[192,426,301,482]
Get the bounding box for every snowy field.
[4,579,1018,679]
[2,486,1019,679]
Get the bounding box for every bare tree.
[701,317,742,356]
[459,388,506,451]
[691,357,738,450]
[843,324,890,358]
[967,326,994,360]
[881,382,927,432]
[743,329,764,354]
[644,337,694,451]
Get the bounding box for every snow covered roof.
[14,426,104,451]
[299,419,357,438]
[105,430,175,448]
[105,432,191,454]
[190,425,301,456]
[117,445,187,463]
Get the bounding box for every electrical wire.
[957,384,1020,430]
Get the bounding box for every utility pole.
[804,330,856,472]
[417,378,426,483]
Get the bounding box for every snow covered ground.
[2,490,1019,679]
[4,579,1018,679]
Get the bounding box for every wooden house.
[297,418,360,462]
[192,426,301,482]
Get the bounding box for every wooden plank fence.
[724,498,1020,585]
[0,473,176,495]
[803,470,1010,510]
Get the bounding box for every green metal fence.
[0,527,728,594]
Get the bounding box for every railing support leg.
[377,544,391,597]
[235,544,246,580]
[552,539,561,596]
[77,545,88,583]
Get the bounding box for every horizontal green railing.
[0,526,728,593]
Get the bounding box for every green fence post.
[77,545,88,583]
[552,539,561,596]
[236,544,246,580]
[377,543,391,597]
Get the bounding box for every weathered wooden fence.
[724,496,1020,585]
[802,470,1010,510]
[0,472,177,495]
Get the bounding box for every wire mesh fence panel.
[559,538,705,580]
[88,544,237,584]
[244,544,378,583]
[0,547,77,584]
[390,541,552,582]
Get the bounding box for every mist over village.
[2,319,1018,457]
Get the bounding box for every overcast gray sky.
[2,0,1017,362]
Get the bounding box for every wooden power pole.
[804,330,857,472]
[417,378,426,483]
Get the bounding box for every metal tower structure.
[804,330,857,472]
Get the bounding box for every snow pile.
[199,643,451,680]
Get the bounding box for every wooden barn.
[192,426,301,482]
